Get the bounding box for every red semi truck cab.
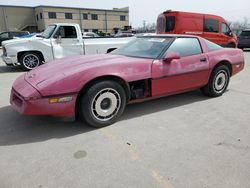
[156,10,238,48]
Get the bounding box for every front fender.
[4,38,54,62]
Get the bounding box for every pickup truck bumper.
[2,54,19,66]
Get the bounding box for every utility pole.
[105,10,108,33]
[3,7,8,31]
[79,9,83,32]
[143,20,146,32]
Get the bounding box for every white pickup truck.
[2,23,134,70]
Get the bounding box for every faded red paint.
[10,35,244,117]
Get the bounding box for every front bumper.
[10,75,77,117]
[2,54,19,66]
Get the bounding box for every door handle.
[200,57,207,62]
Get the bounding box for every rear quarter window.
[166,38,202,57]
[204,39,222,52]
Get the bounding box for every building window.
[120,15,126,21]
[84,29,89,32]
[48,12,57,19]
[92,29,98,33]
[65,13,73,19]
[91,14,98,20]
[40,13,43,19]
[83,13,88,20]
[36,14,39,21]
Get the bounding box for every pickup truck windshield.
[42,25,56,39]
[111,37,173,59]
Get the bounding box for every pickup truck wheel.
[201,65,230,97]
[20,52,42,71]
[78,80,126,128]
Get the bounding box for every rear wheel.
[201,65,230,97]
[78,80,126,128]
[20,52,42,71]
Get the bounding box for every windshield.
[111,37,173,59]
[41,25,56,39]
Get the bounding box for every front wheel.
[78,80,127,128]
[20,52,42,71]
[201,65,230,97]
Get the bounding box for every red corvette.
[10,35,244,127]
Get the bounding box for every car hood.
[25,54,153,96]
[2,37,42,46]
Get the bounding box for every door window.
[0,32,9,39]
[54,26,77,38]
[204,19,219,33]
[167,38,202,57]
[222,23,232,36]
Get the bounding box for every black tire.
[78,80,127,128]
[20,52,42,71]
[201,65,230,97]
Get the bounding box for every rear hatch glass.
[240,31,250,37]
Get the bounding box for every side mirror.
[56,35,62,44]
[163,52,180,63]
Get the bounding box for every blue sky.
[0,0,249,27]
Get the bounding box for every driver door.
[219,23,234,47]
[51,25,84,59]
[151,37,210,97]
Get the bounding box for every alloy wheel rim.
[213,70,228,93]
[23,54,40,69]
[91,88,121,121]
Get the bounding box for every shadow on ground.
[0,65,24,73]
[0,90,210,146]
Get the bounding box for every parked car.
[82,32,100,38]
[10,34,244,128]
[238,29,250,50]
[115,31,134,37]
[156,10,237,48]
[0,31,29,46]
[17,33,40,38]
[2,23,134,70]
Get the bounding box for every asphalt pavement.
[0,49,250,188]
